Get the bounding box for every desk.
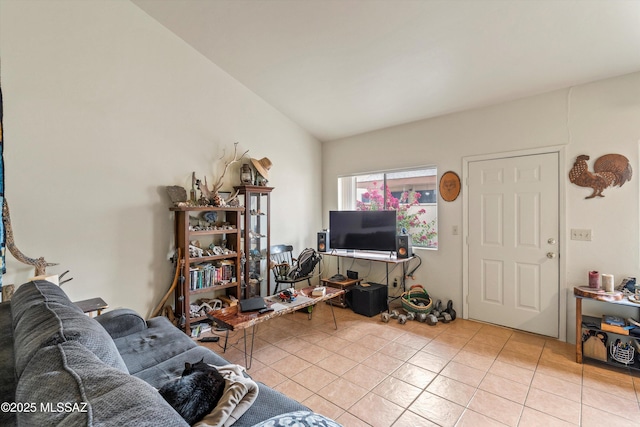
[74,297,108,317]
[323,250,416,308]
[207,286,344,368]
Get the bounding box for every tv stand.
[323,250,415,309]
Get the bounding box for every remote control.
[259,307,274,314]
[198,336,219,342]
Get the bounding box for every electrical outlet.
[571,229,592,241]
[393,278,398,288]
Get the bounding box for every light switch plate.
[571,229,592,241]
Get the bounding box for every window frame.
[338,166,438,250]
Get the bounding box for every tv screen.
[329,210,397,252]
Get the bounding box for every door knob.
[547,238,557,245]
[546,252,557,259]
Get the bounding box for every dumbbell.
[381,309,400,323]
[438,311,452,323]
[425,313,438,326]
[431,299,453,323]
[416,312,427,322]
[432,299,442,317]
[426,299,447,323]
[398,310,416,324]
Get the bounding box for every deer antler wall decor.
[197,142,248,206]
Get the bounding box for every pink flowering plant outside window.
[356,181,437,248]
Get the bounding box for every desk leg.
[329,300,338,330]
[243,325,257,370]
[223,330,229,353]
[576,297,582,364]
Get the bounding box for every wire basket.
[609,340,635,365]
[401,285,433,314]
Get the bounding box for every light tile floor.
[199,303,640,427]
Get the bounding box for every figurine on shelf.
[189,244,204,258]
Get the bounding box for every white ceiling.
[132,0,640,142]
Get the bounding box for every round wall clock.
[439,171,461,202]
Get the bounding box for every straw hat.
[251,157,272,178]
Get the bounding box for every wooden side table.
[74,297,108,317]
[574,286,640,367]
[320,277,362,308]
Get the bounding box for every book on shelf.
[189,261,235,290]
[603,315,626,326]
[600,315,633,335]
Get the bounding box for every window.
[338,167,438,249]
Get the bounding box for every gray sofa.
[0,280,310,426]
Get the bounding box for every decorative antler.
[197,176,215,202]
[196,142,248,206]
[211,142,248,193]
[224,189,240,205]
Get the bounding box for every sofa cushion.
[112,315,198,375]
[133,345,235,388]
[15,341,189,427]
[95,308,148,339]
[11,281,128,376]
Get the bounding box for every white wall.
[0,0,322,316]
[323,72,640,343]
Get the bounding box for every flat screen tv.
[329,210,397,252]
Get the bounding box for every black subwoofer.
[347,283,387,317]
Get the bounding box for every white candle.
[602,274,615,292]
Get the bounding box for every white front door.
[468,152,559,337]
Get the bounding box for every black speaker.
[396,234,412,259]
[317,231,330,252]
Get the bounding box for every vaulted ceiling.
[132,0,640,142]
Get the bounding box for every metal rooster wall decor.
[568,154,632,199]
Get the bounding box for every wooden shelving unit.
[171,206,244,334]
[574,286,640,371]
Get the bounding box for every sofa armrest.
[95,308,147,339]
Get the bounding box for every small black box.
[347,283,387,317]
[347,270,358,279]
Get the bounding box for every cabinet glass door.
[236,185,272,298]
[247,192,268,296]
